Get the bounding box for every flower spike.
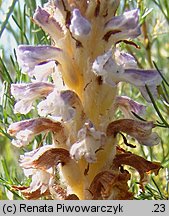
[8,0,163,200]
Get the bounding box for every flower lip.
[11,82,54,114]
[37,89,83,122]
[92,49,123,86]
[124,69,162,102]
[106,119,160,146]
[29,61,57,82]
[115,96,146,118]
[33,6,63,40]
[20,145,70,169]
[17,45,62,73]
[8,117,64,147]
[70,122,106,163]
[105,9,139,30]
[92,49,162,101]
[124,68,162,86]
[103,9,141,42]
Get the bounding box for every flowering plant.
[3,0,167,200]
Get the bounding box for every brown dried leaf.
[89,170,133,200]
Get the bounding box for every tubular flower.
[11,82,54,114]
[104,9,141,43]
[8,118,65,147]
[70,122,106,163]
[92,49,162,102]
[17,45,63,74]
[107,119,160,146]
[115,96,146,119]
[9,0,162,200]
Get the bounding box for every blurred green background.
[0,0,169,200]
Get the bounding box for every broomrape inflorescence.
[8,0,162,200]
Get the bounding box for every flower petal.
[106,9,139,30]
[13,100,34,115]
[20,145,70,169]
[124,68,162,86]
[70,122,106,163]
[92,49,162,101]
[138,132,160,146]
[8,118,64,147]
[38,89,83,122]
[92,49,121,86]
[104,9,141,42]
[33,6,63,41]
[107,119,160,146]
[30,61,56,82]
[11,82,54,114]
[17,45,62,74]
[114,50,137,68]
[115,96,146,118]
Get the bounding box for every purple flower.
[92,49,162,102]
[107,119,160,146]
[11,82,54,114]
[37,89,84,122]
[33,6,63,41]
[104,9,141,42]
[70,9,91,36]
[114,50,137,68]
[70,122,106,163]
[115,96,146,118]
[17,45,62,75]
[7,118,63,147]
